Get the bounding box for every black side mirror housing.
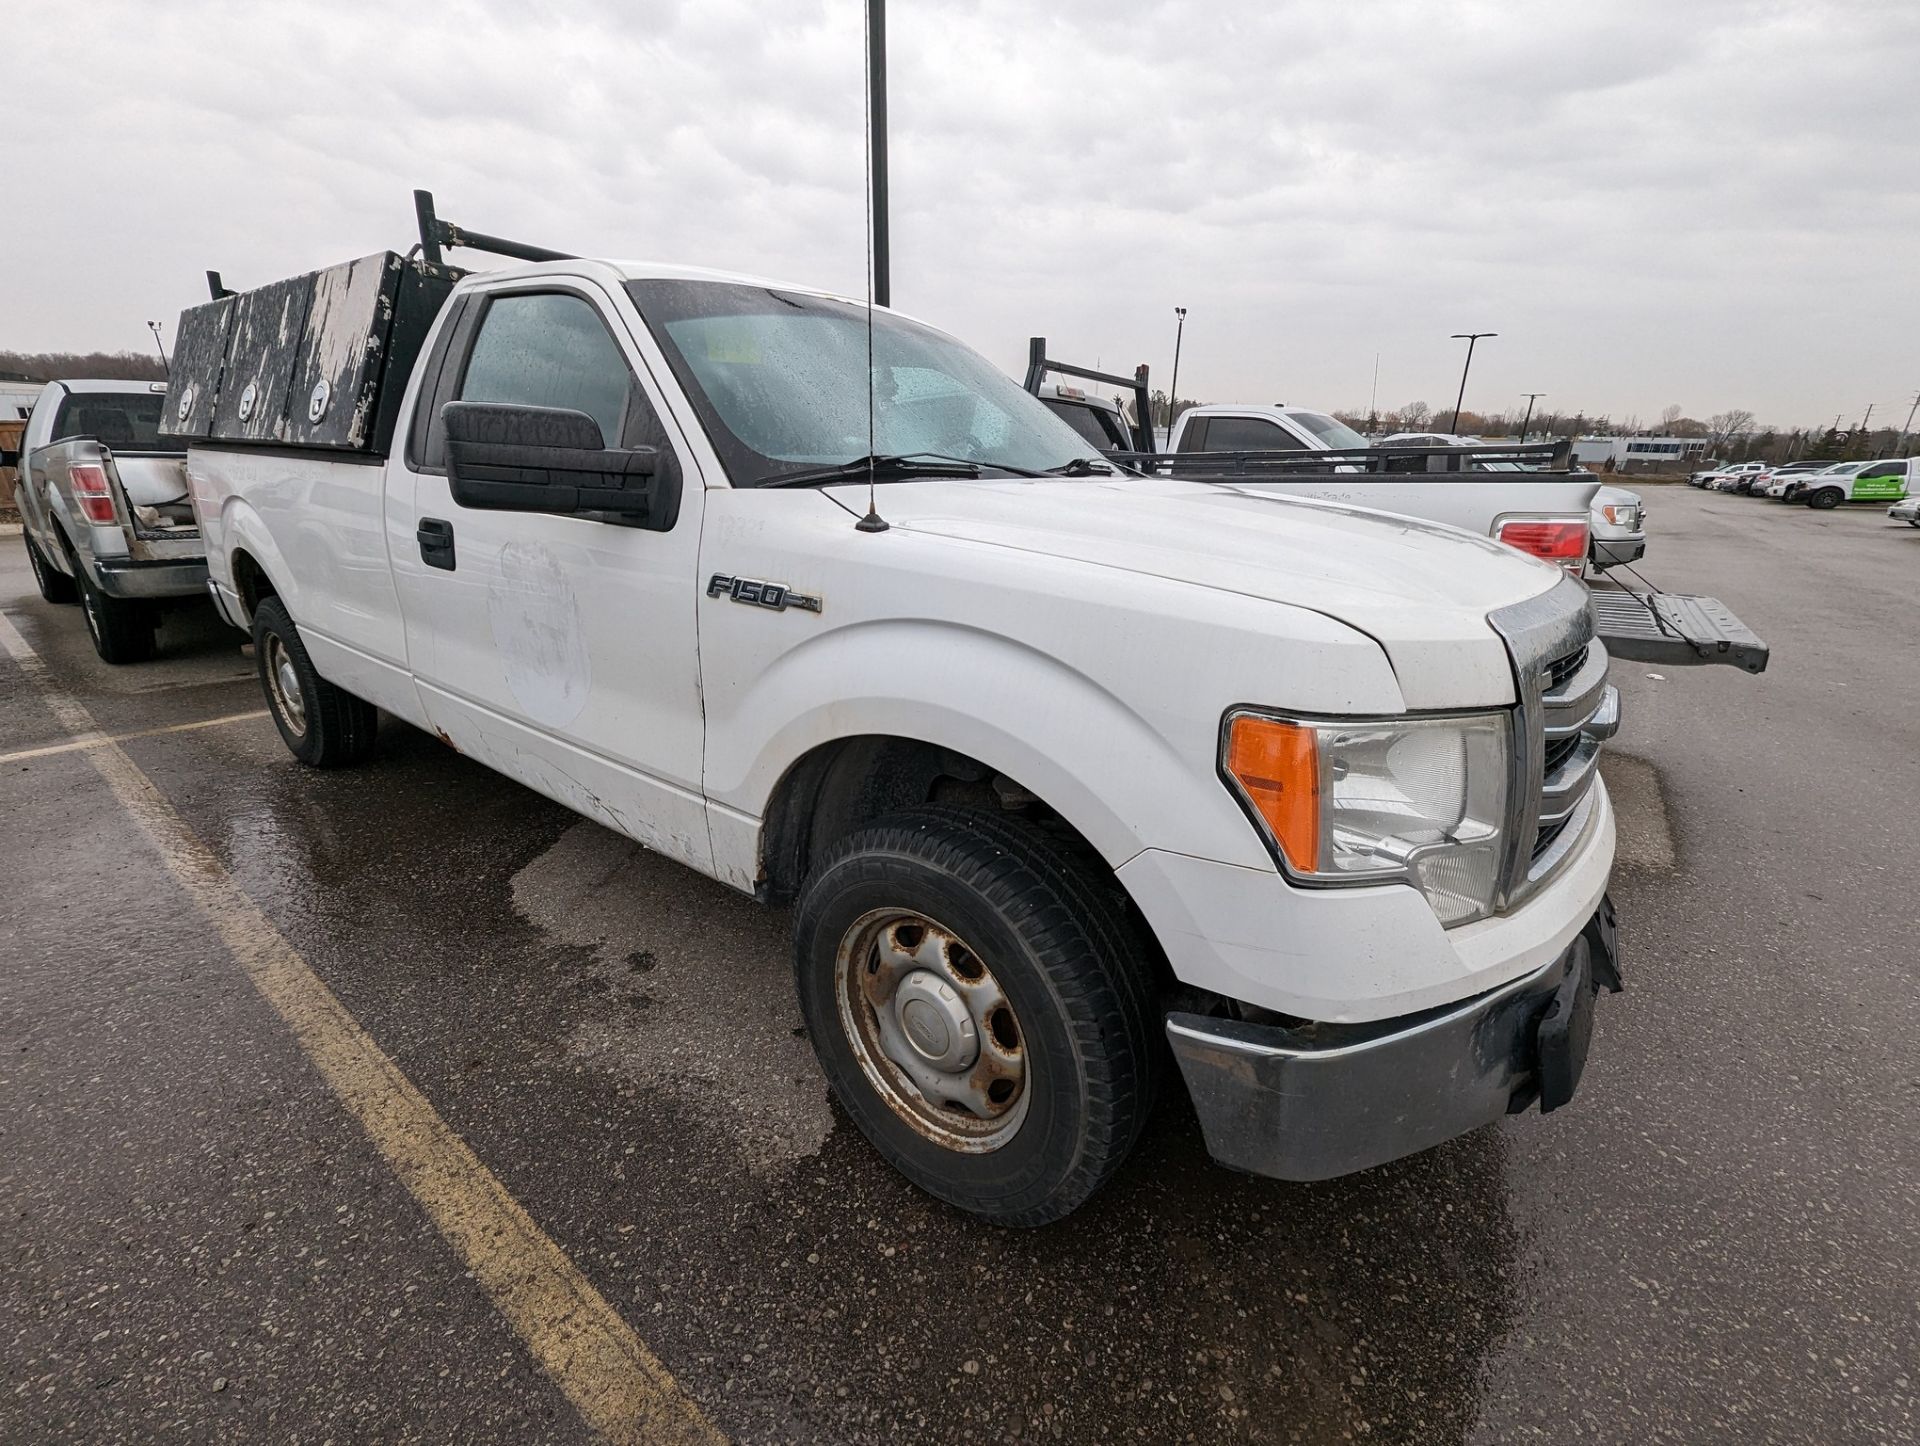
[443,401,680,530]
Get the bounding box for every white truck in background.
[12,380,205,662]
[176,194,1625,1225]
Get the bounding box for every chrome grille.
[1486,575,1619,910]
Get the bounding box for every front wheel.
[793,807,1161,1226]
[251,595,379,767]
[1807,488,1842,510]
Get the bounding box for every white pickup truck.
[14,380,204,661]
[177,209,1622,1224]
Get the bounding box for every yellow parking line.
[0,609,723,1446]
[0,708,271,766]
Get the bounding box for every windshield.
[1286,410,1369,450]
[626,280,1096,486]
[48,390,174,452]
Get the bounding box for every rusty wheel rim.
[265,635,307,738]
[834,908,1029,1153]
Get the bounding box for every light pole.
[1447,332,1495,434]
[866,0,889,307]
[1896,391,1919,456]
[146,320,170,374]
[1517,392,1544,443]
[1167,306,1187,429]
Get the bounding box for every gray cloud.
[8,0,1916,427]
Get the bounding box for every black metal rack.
[1023,339,1156,454]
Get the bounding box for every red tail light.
[69,462,118,524]
[1494,518,1587,571]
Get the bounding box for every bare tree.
[1397,401,1432,429]
[1708,408,1756,447]
[1658,404,1684,432]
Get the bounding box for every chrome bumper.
[1167,899,1621,1182]
[92,556,210,599]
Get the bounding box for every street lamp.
[1167,307,1187,430]
[1517,392,1544,443]
[146,320,170,374]
[1448,332,1496,435]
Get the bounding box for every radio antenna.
[855,0,890,533]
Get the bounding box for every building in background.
[1571,435,1711,471]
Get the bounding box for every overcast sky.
[9,1,1917,429]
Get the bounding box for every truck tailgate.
[1588,586,1769,673]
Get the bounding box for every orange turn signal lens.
[1225,715,1320,872]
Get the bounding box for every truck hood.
[825,475,1562,708]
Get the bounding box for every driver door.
[388,278,712,872]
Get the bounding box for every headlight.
[1222,710,1510,926]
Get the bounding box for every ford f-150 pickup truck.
[15,379,203,662]
[174,198,1624,1225]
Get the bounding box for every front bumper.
[92,556,210,599]
[1167,898,1622,1182]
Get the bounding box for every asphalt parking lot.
[3,486,1917,1445]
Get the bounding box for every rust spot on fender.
[434,727,458,753]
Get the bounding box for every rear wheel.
[793,806,1161,1226]
[251,595,379,767]
[23,530,78,605]
[69,549,157,664]
[1807,488,1842,510]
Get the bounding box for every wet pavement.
[3,488,1916,1444]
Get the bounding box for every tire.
[251,595,379,767]
[70,549,157,664]
[1807,488,1841,510]
[793,805,1162,1226]
[23,530,78,605]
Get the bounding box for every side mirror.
[443,401,680,530]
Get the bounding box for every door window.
[459,292,635,446]
[1201,416,1304,452]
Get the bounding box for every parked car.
[1695,462,1768,490]
[1800,458,1916,509]
[1887,494,1920,526]
[174,202,1626,1224]
[13,379,203,662]
[1752,460,1833,498]
[1767,462,1851,500]
[1589,485,1646,570]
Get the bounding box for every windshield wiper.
[760,452,1051,488]
[1042,457,1117,476]
[760,453,983,489]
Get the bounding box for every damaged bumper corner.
[1167,898,1622,1183]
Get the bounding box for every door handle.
[417,517,456,571]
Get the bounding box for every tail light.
[1494,517,1587,572]
[69,462,118,524]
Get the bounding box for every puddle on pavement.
[510,819,834,1176]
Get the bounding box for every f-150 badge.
[707,574,823,614]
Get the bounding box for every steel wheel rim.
[834,907,1030,1153]
[266,635,307,737]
